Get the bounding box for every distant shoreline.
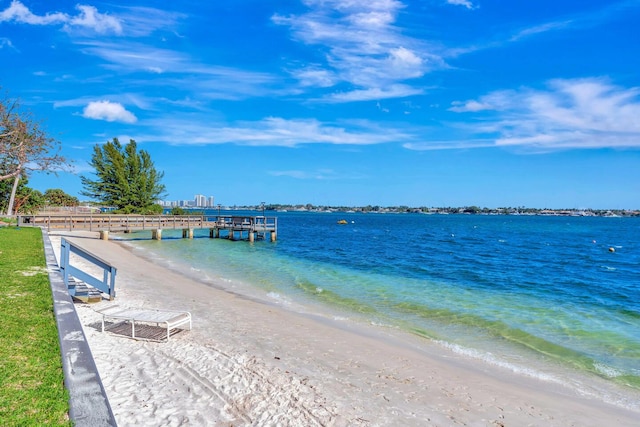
[168,206,638,217]
[43,204,638,217]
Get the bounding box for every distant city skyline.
[3,1,639,209]
[158,194,215,208]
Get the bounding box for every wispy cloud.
[77,40,189,73]
[111,6,185,37]
[269,169,347,180]
[447,1,638,57]
[0,37,15,50]
[403,138,495,151]
[446,0,477,10]
[507,1,637,44]
[448,100,488,113]
[509,20,573,42]
[74,40,280,99]
[82,100,137,123]
[410,78,640,151]
[291,67,337,88]
[508,0,640,42]
[55,93,155,111]
[323,84,424,102]
[273,0,445,102]
[138,116,413,147]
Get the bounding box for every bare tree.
[0,92,69,215]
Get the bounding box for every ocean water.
[122,212,640,408]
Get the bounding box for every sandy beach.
[48,231,639,426]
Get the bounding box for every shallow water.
[122,212,640,408]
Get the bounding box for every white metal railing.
[60,238,117,300]
[18,214,277,235]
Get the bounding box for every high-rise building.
[208,196,215,207]
[194,194,207,207]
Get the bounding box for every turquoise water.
[122,212,640,407]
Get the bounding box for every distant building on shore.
[194,194,214,208]
[157,195,215,209]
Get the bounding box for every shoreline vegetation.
[34,203,640,217]
[236,204,639,217]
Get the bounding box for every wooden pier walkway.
[19,214,277,242]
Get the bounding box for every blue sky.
[1,0,639,208]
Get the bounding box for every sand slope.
[49,232,639,426]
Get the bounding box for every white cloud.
[0,37,15,49]
[403,139,495,151]
[448,100,493,112]
[78,41,187,73]
[323,84,423,103]
[507,1,639,45]
[443,78,640,151]
[0,1,121,34]
[444,2,631,59]
[268,169,343,180]
[66,5,122,35]
[273,0,445,101]
[269,170,310,179]
[0,1,67,25]
[111,6,185,37]
[82,101,137,123]
[348,10,395,27]
[509,20,572,42]
[446,0,476,10]
[138,116,413,147]
[387,47,424,79]
[292,67,336,88]
[75,41,280,98]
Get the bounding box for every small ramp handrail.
[60,238,117,300]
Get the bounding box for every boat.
[337,219,348,224]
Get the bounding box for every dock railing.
[18,214,208,232]
[17,214,278,241]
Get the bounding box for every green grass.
[0,216,17,226]
[0,227,71,426]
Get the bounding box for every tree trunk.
[6,171,20,215]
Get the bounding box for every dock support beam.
[152,229,162,240]
[249,232,255,242]
[271,231,277,242]
[182,228,194,239]
[99,230,109,240]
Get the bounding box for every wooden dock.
[19,214,277,242]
